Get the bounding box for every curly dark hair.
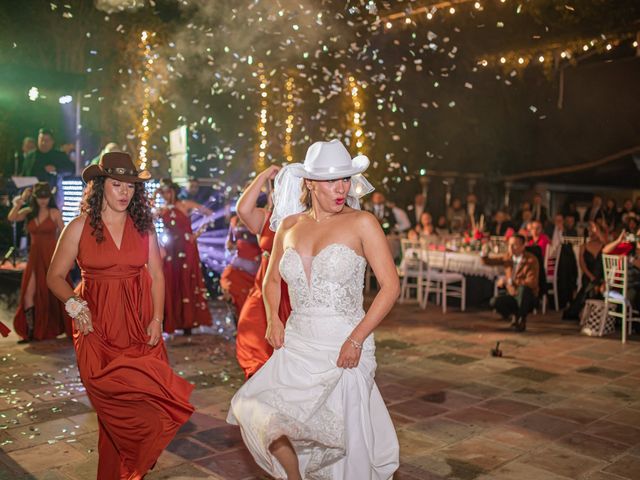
[80,176,154,243]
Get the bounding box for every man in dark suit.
[583,195,606,224]
[20,129,74,182]
[366,192,397,235]
[407,193,427,227]
[482,234,539,332]
[530,194,548,225]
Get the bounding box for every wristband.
[65,296,88,319]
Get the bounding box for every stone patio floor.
[1,299,640,480]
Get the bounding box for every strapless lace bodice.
[279,243,367,322]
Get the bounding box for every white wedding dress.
[227,243,399,479]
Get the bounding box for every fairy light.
[348,76,365,154]
[256,66,269,169]
[284,76,295,162]
[137,30,154,170]
[480,35,633,69]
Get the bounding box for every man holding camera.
[482,234,540,332]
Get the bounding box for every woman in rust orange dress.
[47,152,194,480]
[8,182,68,343]
[235,165,291,379]
[157,179,213,335]
[220,215,261,317]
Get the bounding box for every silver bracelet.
[347,336,363,350]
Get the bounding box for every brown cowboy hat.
[82,152,151,183]
[32,182,53,198]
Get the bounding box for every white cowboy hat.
[288,139,369,180]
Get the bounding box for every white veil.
[270,164,375,232]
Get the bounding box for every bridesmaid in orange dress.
[219,215,261,316]
[157,179,213,335]
[235,166,291,379]
[47,153,194,480]
[7,182,69,342]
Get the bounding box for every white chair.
[398,239,425,303]
[544,246,562,312]
[602,254,640,343]
[420,251,466,313]
[562,235,585,247]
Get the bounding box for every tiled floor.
[1,299,639,480]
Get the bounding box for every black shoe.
[183,328,192,336]
[17,338,31,344]
[514,317,527,332]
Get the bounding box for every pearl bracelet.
[347,336,363,350]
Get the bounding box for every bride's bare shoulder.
[280,212,307,231]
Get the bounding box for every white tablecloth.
[444,252,502,279]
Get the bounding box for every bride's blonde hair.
[300,179,312,209]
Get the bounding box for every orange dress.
[235,213,291,379]
[160,206,212,333]
[74,215,194,479]
[220,221,261,316]
[14,216,70,340]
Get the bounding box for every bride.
[227,139,400,479]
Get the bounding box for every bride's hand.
[265,319,285,349]
[337,340,362,369]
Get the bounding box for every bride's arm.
[351,211,400,344]
[263,219,290,349]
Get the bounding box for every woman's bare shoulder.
[281,212,307,230]
[63,215,88,237]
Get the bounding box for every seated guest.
[367,191,397,235]
[531,193,548,225]
[435,215,450,236]
[563,201,581,224]
[407,193,427,227]
[583,194,606,224]
[489,210,514,236]
[528,220,550,258]
[563,222,606,320]
[564,215,578,237]
[482,234,539,332]
[465,193,482,230]
[389,201,411,234]
[603,198,619,231]
[446,198,467,234]
[602,228,640,318]
[546,213,565,255]
[620,198,634,225]
[518,210,533,237]
[515,201,531,226]
[627,214,639,235]
[419,212,437,237]
[407,228,420,242]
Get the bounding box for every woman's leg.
[24,273,36,309]
[269,436,302,480]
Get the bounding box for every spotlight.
[59,95,73,104]
[28,87,39,101]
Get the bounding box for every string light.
[256,66,269,169]
[137,30,155,170]
[284,76,295,162]
[479,35,633,69]
[348,76,365,154]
